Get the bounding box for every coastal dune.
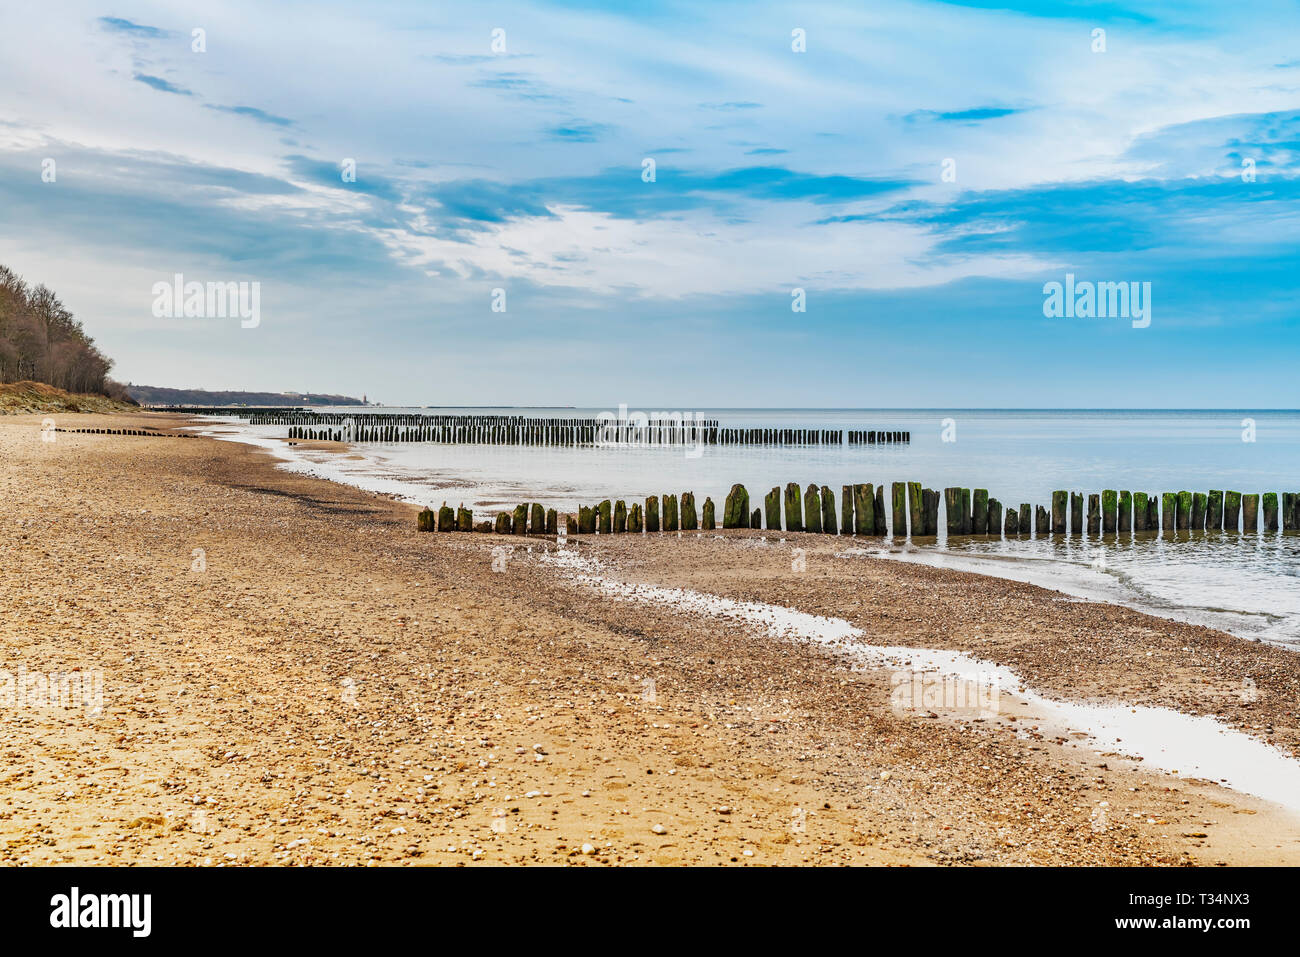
[2,412,1298,865]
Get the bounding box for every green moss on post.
[1191,492,1206,531]
[458,507,474,533]
[960,489,972,535]
[1175,490,1191,530]
[1224,490,1241,532]
[546,508,558,536]
[565,513,578,535]
[646,495,660,533]
[945,488,962,536]
[576,505,593,534]
[702,497,715,530]
[765,487,781,531]
[1087,494,1100,535]
[1242,493,1259,533]
[723,485,749,529]
[841,485,854,536]
[784,483,803,532]
[530,503,544,535]
[1161,492,1176,531]
[1118,491,1132,533]
[1051,491,1067,534]
[514,504,529,535]
[681,492,698,530]
[1133,492,1148,531]
[1263,492,1278,531]
[627,502,643,533]
[1102,490,1117,533]
[439,504,456,532]
[909,482,925,536]
[613,499,627,533]
[803,484,823,534]
[972,489,989,535]
[664,494,679,532]
[496,512,512,534]
[417,507,435,532]
[1069,492,1083,536]
[854,484,874,536]
[820,485,837,535]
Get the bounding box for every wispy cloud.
[132,73,192,96]
[98,17,171,38]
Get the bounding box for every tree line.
[0,264,128,399]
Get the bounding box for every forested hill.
[128,385,367,407]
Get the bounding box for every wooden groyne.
[417,484,1300,538]
[164,408,913,447]
[51,428,196,439]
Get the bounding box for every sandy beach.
[3,411,1299,866]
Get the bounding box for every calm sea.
[197,408,1300,647]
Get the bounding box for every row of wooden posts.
[417,483,1300,536]
[54,428,196,439]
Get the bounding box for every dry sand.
[2,411,1298,866]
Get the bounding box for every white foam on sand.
[542,548,1300,814]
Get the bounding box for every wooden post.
[1174,491,1191,530]
[854,484,874,536]
[804,484,823,534]
[990,498,1004,535]
[565,513,578,535]
[1051,491,1067,534]
[613,500,627,533]
[458,507,474,532]
[891,483,906,537]
[702,497,715,530]
[875,485,886,536]
[531,503,545,535]
[439,504,456,532]
[1133,492,1148,531]
[1242,493,1259,532]
[417,507,435,532]
[1069,492,1083,536]
[945,488,962,536]
[1263,492,1278,531]
[1208,490,1224,530]
[972,489,988,535]
[1087,494,1100,534]
[1101,490,1117,533]
[1018,503,1030,536]
[765,487,781,531]
[1118,491,1131,533]
[724,485,749,529]
[820,485,837,535]
[784,483,803,532]
[496,512,512,534]
[681,492,698,530]
[960,488,972,535]
[646,495,660,533]
[627,502,643,533]
[664,494,679,532]
[514,504,530,535]
[1191,492,1206,531]
[1224,490,1241,531]
[1036,504,1050,536]
[751,507,762,529]
[1161,493,1176,531]
[924,489,940,535]
[577,505,594,534]
[841,485,854,536]
[908,482,924,537]
[546,508,558,536]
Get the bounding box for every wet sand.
[2,411,1299,865]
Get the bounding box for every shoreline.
[3,410,1299,865]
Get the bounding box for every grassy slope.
[0,380,138,415]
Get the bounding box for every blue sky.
[0,0,1296,406]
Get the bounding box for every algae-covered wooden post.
[664,494,679,532]
[1191,492,1206,531]
[784,483,803,532]
[646,495,660,533]
[514,504,529,535]
[891,483,906,537]
[702,497,715,530]
[576,505,593,534]
[459,507,474,532]
[1223,490,1241,532]
[613,499,627,533]
[1133,492,1148,531]
[1036,504,1050,536]
[417,507,435,532]
[1242,493,1259,533]
[945,488,962,536]
[546,508,558,536]
[960,488,972,534]
[531,503,545,535]
[1069,492,1083,536]
[1018,503,1030,536]
[875,485,886,535]
[989,498,1004,535]
[1101,490,1117,534]
[854,484,874,535]
[628,502,643,533]
[907,482,924,536]
[682,492,698,530]
[972,489,989,535]
[841,485,854,536]
[924,489,940,535]
[1160,493,1176,531]
[820,485,837,535]
[1263,492,1279,531]
[496,512,512,534]
[439,504,456,532]
[804,484,823,534]
[1174,491,1191,531]
[1208,490,1224,530]
[724,484,749,529]
[765,487,781,531]
[1118,491,1132,533]
[1051,491,1067,534]
[1087,494,1100,534]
